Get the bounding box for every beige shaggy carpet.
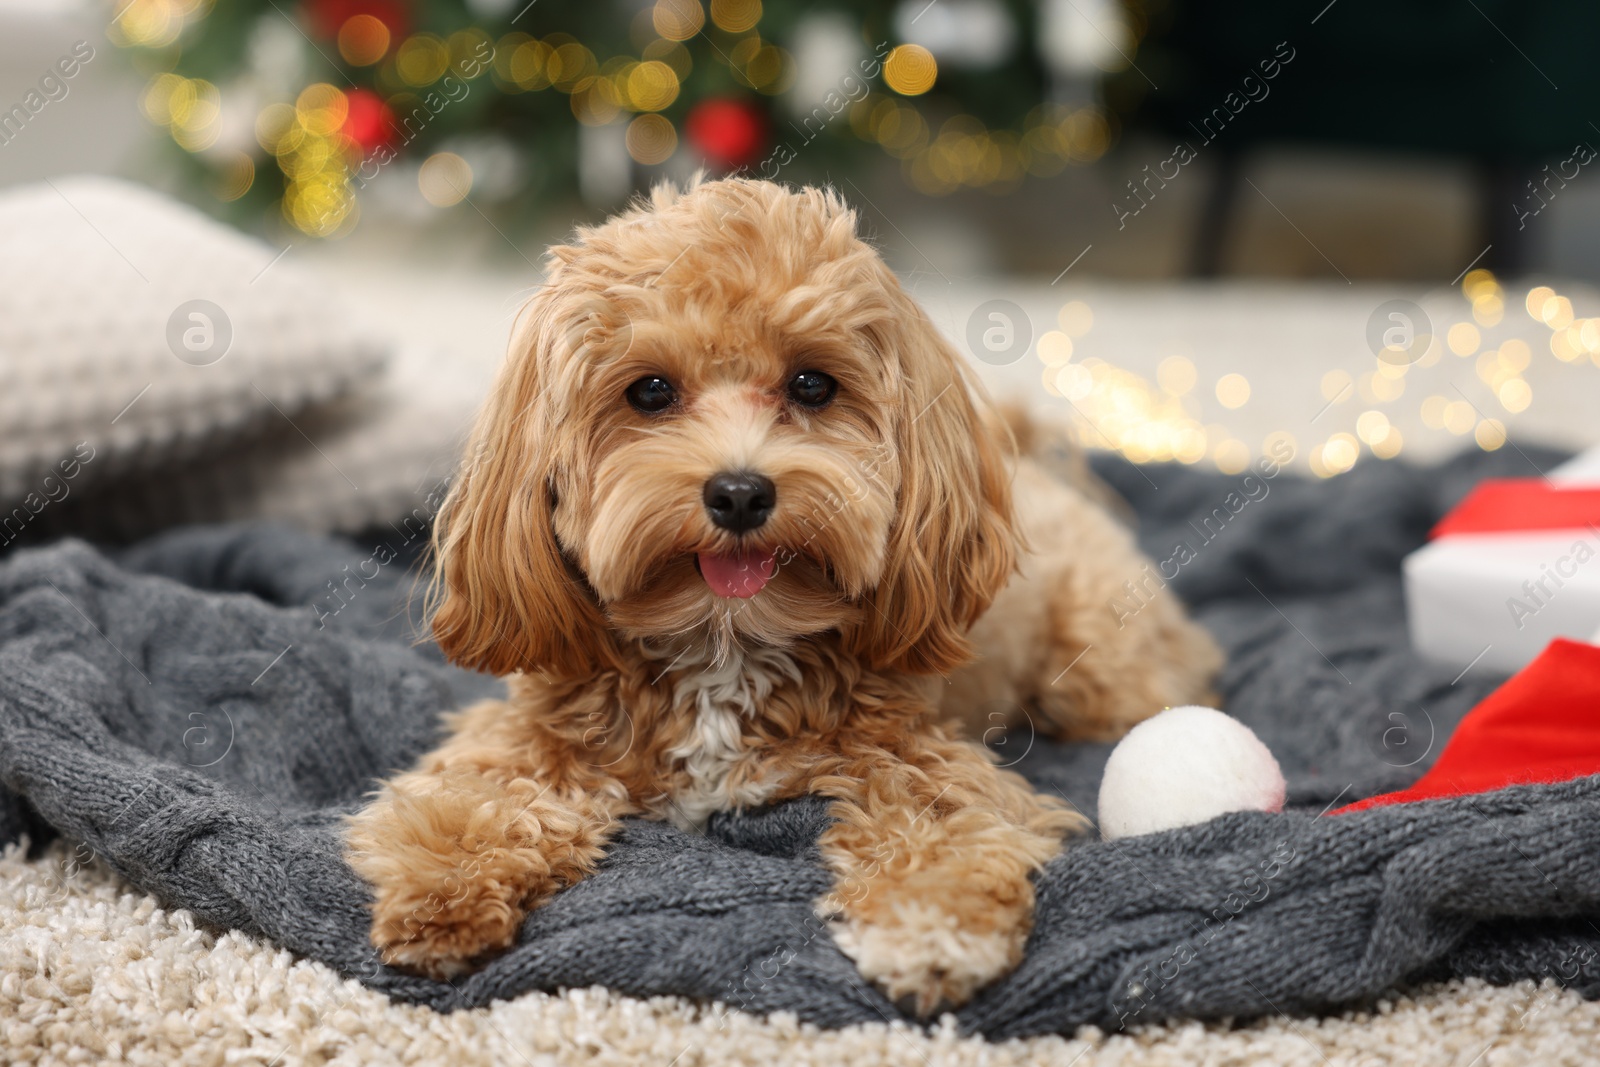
[3,841,1598,1066]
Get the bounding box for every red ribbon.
[1430,480,1600,541]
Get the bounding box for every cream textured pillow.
[25,342,480,544]
[0,177,388,514]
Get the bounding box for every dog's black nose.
[703,471,776,532]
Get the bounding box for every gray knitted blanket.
[3,448,1599,1039]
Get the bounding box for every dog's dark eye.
[787,370,837,409]
[625,375,678,414]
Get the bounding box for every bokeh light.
[1497,377,1532,413]
[1525,286,1555,319]
[338,15,391,66]
[1044,353,1214,467]
[396,34,450,86]
[884,44,937,96]
[509,39,554,91]
[144,75,223,152]
[548,40,599,92]
[710,0,761,32]
[730,39,792,94]
[1214,373,1250,409]
[1213,438,1250,474]
[653,0,705,41]
[1355,410,1390,446]
[627,60,680,111]
[1442,400,1475,435]
[419,152,473,206]
[626,113,678,164]
[1371,426,1404,459]
[110,0,205,48]
[1446,322,1479,356]
[213,152,254,202]
[1058,300,1094,337]
[1037,331,1073,364]
[295,84,348,136]
[1319,433,1359,476]
[1475,418,1507,451]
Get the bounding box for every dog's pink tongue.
[697,550,776,598]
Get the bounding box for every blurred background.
[3,0,1599,544]
[15,0,1600,277]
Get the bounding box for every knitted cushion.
[0,177,388,513]
[18,344,479,544]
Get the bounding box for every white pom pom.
[1097,705,1286,840]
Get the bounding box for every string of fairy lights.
[1040,270,1599,477]
[110,0,1113,237]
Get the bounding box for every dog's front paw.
[823,875,1032,1016]
[367,871,526,980]
[345,776,554,981]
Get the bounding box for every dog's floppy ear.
[845,277,1019,675]
[427,283,614,677]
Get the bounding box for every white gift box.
[1403,447,1600,676]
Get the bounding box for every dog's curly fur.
[345,178,1221,1015]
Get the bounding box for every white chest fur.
[657,644,800,830]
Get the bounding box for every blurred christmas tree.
[110,0,1130,238]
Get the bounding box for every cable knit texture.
[1,447,1598,1039]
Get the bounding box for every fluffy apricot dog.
[346,178,1220,1014]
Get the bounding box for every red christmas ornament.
[342,89,395,153]
[303,0,409,40]
[685,98,767,170]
